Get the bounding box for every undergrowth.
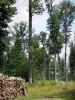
[12,81,75,100]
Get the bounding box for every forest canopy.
[0,0,75,83]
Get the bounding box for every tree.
[28,0,44,83]
[57,58,65,81]
[60,0,75,81]
[0,0,17,73]
[31,34,43,81]
[40,31,47,80]
[45,0,63,81]
[4,22,28,80]
[69,42,75,81]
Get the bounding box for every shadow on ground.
[55,89,75,100]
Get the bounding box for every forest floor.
[14,81,75,100]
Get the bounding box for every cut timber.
[0,74,27,100]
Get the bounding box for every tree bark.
[64,9,68,82]
[65,34,68,82]
[28,0,32,83]
[43,43,46,80]
[49,54,51,80]
[54,51,57,81]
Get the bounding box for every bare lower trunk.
[43,45,46,80]
[49,54,51,80]
[58,54,60,80]
[54,52,57,81]
[43,63,45,80]
[65,42,68,82]
[28,0,32,83]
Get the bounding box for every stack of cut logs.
[0,74,27,100]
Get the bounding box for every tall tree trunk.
[58,53,61,80]
[65,35,68,82]
[64,14,68,82]
[28,0,32,83]
[49,54,51,80]
[54,51,57,81]
[43,44,46,80]
[43,63,45,80]
[64,1,68,82]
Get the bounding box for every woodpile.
[0,74,27,100]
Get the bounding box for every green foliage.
[4,22,28,80]
[35,80,57,86]
[32,67,41,82]
[1,0,75,84]
[47,4,63,54]
[60,0,75,33]
[57,58,65,81]
[45,0,64,81]
[59,0,75,82]
[5,50,28,79]
[26,80,57,88]
[0,0,17,72]
[69,42,75,80]
[32,0,44,15]
[32,34,45,81]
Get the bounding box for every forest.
[0,0,75,100]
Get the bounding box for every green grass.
[12,81,75,100]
